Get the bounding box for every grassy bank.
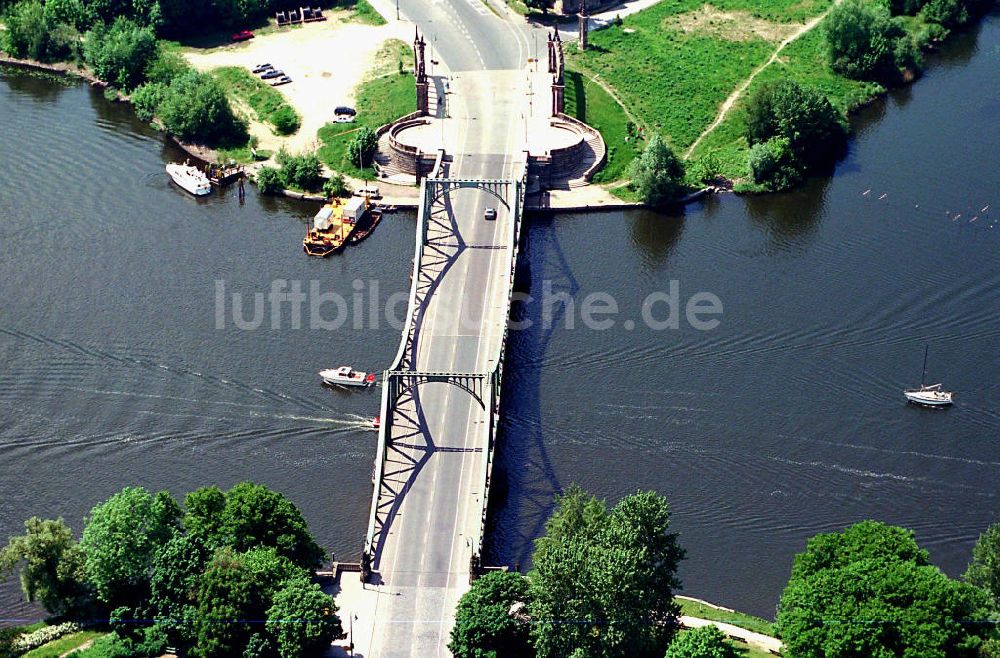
[212,66,301,136]
[565,0,972,188]
[562,69,640,183]
[352,0,389,25]
[678,597,776,637]
[317,70,415,178]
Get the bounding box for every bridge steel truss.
[362,167,527,582]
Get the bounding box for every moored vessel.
[303,196,367,257]
[166,163,212,196]
[904,346,953,407]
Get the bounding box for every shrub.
[42,0,88,30]
[689,152,722,185]
[347,126,378,169]
[270,105,301,136]
[83,17,157,91]
[255,167,284,195]
[143,47,190,85]
[323,173,351,199]
[130,81,168,122]
[748,137,801,190]
[825,0,921,83]
[664,626,741,658]
[2,0,50,60]
[276,150,323,192]
[265,580,341,658]
[629,134,686,207]
[11,622,82,653]
[450,571,532,658]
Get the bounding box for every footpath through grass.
[562,69,640,183]
[317,70,415,178]
[678,597,776,637]
[22,630,105,658]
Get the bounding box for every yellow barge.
[303,196,368,257]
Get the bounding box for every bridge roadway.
[358,0,539,655]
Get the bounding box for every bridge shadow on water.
[485,214,578,570]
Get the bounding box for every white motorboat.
[904,346,953,407]
[166,163,212,196]
[319,366,376,388]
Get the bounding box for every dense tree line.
[0,483,339,658]
[451,487,1000,658]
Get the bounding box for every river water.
[1,14,998,620]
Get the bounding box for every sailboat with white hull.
[904,346,954,407]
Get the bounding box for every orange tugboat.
[303,197,368,257]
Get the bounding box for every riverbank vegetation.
[451,485,1000,657]
[0,483,339,658]
[564,0,995,195]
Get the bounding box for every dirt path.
[683,0,845,159]
[681,616,784,654]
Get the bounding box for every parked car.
[232,30,254,42]
[270,76,292,87]
[260,69,285,80]
[251,63,272,73]
[334,114,355,124]
[484,208,497,221]
[334,106,357,116]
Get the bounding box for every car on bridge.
[484,207,497,221]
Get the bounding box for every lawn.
[562,68,641,183]
[211,66,301,136]
[317,71,415,178]
[22,631,105,658]
[678,597,776,637]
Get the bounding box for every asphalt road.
[362,1,539,655]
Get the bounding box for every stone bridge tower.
[551,27,565,116]
[414,29,429,115]
[578,0,589,50]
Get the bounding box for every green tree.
[42,0,88,30]
[265,579,342,658]
[776,520,988,658]
[629,134,686,208]
[192,548,257,658]
[529,487,684,658]
[183,486,228,548]
[0,517,89,616]
[147,533,210,648]
[83,18,158,90]
[217,482,325,569]
[965,522,1000,609]
[80,487,181,609]
[664,626,741,658]
[450,570,532,658]
[825,0,920,83]
[525,0,554,13]
[347,126,378,169]
[157,70,248,146]
[744,79,846,171]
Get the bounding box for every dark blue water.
[2,13,999,620]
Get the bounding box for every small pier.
[207,163,244,186]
